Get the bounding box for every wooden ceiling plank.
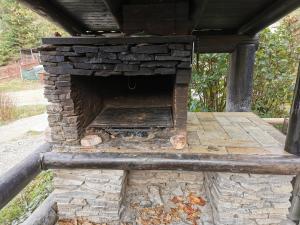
[102,0,123,30]
[20,0,299,35]
[192,0,208,27]
[122,2,191,35]
[238,0,300,35]
[19,0,90,35]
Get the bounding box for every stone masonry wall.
[205,172,294,225]
[71,76,103,136]
[121,170,214,225]
[53,169,127,224]
[53,169,294,225]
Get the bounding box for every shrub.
[189,53,229,112]
[189,17,299,118]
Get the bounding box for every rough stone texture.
[41,39,192,78]
[121,170,214,225]
[205,172,294,225]
[52,169,294,224]
[170,133,186,149]
[80,135,102,147]
[53,169,127,224]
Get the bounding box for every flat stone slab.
[83,112,289,156]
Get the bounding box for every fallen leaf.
[171,196,183,204]
[183,203,195,215]
[188,193,206,206]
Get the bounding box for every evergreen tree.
[0,0,66,65]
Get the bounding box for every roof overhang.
[19,0,300,36]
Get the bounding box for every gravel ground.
[0,133,45,175]
[0,113,47,144]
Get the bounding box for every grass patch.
[25,130,44,136]
[0,104,46,125]
[12,105,46,120]
[0,171,53,225]
[273,124,288,135]
[0,79,42,92]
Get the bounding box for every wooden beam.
[194,35,258,53]
[192,0,208,28]
[238,0,300,35]
[0,143,51,210]
[226,44,256,112]
[263,118,289,125]
[42,35,194,45]
[41,151,300,175]
[285,63,300,156]
[19,0,89,35]
[103,0,123,29]
[121,2,191,35]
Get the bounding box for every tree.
[0,0,67,65]
[252,17,299,117]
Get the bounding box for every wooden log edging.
[41,152,300,175]
[0,143,51,210]
[263,118,289,125]
[21,193,57,225]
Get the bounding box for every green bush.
[0,171,53,225]
[190,17,299,118]
[189,53,229,112]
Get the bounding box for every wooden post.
[285,63,300,155]
[226,43,256,112]
[285,63,300,223]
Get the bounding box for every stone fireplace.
[41,36,294,225]
[42,36,192,150]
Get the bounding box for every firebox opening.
[79,75,175,130]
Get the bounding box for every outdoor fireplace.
[39,35,294,225]
[40,36,201,224]
[41,36,192,149]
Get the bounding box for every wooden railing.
[2,143,300,216]
[0,143,51,210]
